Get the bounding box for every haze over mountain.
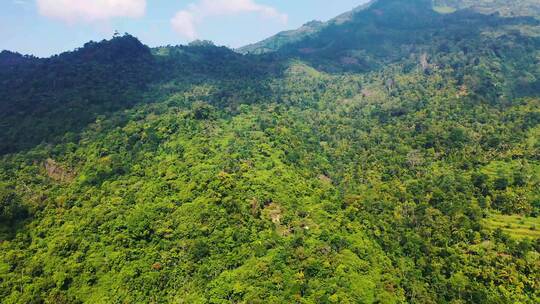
[1,0,539,303]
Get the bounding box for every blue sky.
[0,0,368,57]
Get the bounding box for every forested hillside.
[1,0,539,303]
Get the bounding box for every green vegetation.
[484,214,540,239]
[0,0,539,303]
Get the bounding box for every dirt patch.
[44,159,75,182]
[264,202,283,224]
[318,174,332,185]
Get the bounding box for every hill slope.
[0,0,539,303]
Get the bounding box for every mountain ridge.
[239,0,540,55]
[237,0,377,55]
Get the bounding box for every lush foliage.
[0,0,539,303]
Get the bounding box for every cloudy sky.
[1,0,367,57]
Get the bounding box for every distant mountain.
[237,1,375,55]
[241,0,539,74]
[239,0,540,56]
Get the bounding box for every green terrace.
[484,214,540,239]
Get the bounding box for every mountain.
[237,1,375,55]
[1,0,539,303]
[239,0,540,79]
[240,0,540,55]
[0,35,278,155]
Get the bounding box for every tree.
[0,184,24,223]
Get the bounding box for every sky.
[0,0,368,57]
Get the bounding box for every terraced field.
[484,214,540,239]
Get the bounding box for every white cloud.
[171,0,288,39]
[37,0,146,23]
[171,10,197,40]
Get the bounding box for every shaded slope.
[0,35,155,154]
[0,36,281,155]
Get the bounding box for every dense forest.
[0,0,539,303]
